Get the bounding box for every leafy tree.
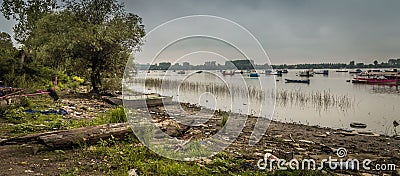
[0,32,18,82]
[1,0,58,43]
[1,0,145,92]
[0,32,13,48]
[28,0,145,92]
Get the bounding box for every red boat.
[353,75,399,85]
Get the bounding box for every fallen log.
[0,123,132,149]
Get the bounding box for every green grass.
[60,134,329,176]
[0,96,127,136]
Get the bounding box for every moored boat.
[350,122,367,129]
[315,70,329,75]
[249,72,260,77]
[285,79,310,84]
[297,70,314,77]
[270,70,283,76]
[384,68,398,73]
[349,69,362,74]
[336,69,349,73]
[222,70,235,76]
[177,70,185,74]
[352,75,398,85]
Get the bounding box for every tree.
[0,32,19,85]
[373,60,378,66]
[349,61,355,68]
[0,32,13,48]
[28,0,145,92]
[1,0,58,43]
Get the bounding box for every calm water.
[125,69,400,135]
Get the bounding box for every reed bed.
[129,78,267,100]
[275,89,353,112]
[128,78,354,111]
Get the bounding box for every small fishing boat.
[195,70,203,74]
[336,69,349,73]
[265,69,273,75]
[177,70,185,74]
[270,70,283,76]
[384,69,398,73]
[249,70,260,78]
[282,69,289,74]
[349,69,362,74]
[298,70,314,77]
[353,75,397,85]
[222,70,235,76]
[314,70,329,75]
[350,122,367,129]
[351,79,368,84]
[285,79,310,84]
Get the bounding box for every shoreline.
[144,102,400,175]
[0,93,399,175]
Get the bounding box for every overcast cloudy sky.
[1,0,400,64]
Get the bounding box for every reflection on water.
[125,69,400,135]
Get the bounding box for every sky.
[1,0,400,65]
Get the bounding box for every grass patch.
[60,134,329,176]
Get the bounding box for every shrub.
[108,106,127,123]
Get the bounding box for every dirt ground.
[0,96,399,175]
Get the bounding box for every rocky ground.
[0,94,399,175]
[146,104,400,175]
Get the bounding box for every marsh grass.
[275,89,354,112]
[130,78,267,100]
[130,78,354,112]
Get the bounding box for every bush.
[108,106,127,123]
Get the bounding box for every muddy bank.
[0,94,399,175]
[145,103,400,175]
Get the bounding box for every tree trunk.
[0,123,132,149]
[91,53,101,92]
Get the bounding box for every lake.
[125,69,400,135]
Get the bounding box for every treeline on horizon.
[273,59,400,69]
[142,58,400,71]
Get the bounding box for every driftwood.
[0,123,132,149]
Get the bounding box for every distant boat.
[249,70,260,78]
[350,122,367,129]
[265,69,273,75]
[298,70,314,77]
[352,75,398,85]
[384,69,398,73]
[270,70,283,76]
[222,70,235,76]
[351,79,368,84]
[349,69,362,74]
[196,70,203,74]
[177,70,185,74]
[315,70,329,75]
[336,69,348,73]
[285,79,310,84]
[282,69,289,74]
